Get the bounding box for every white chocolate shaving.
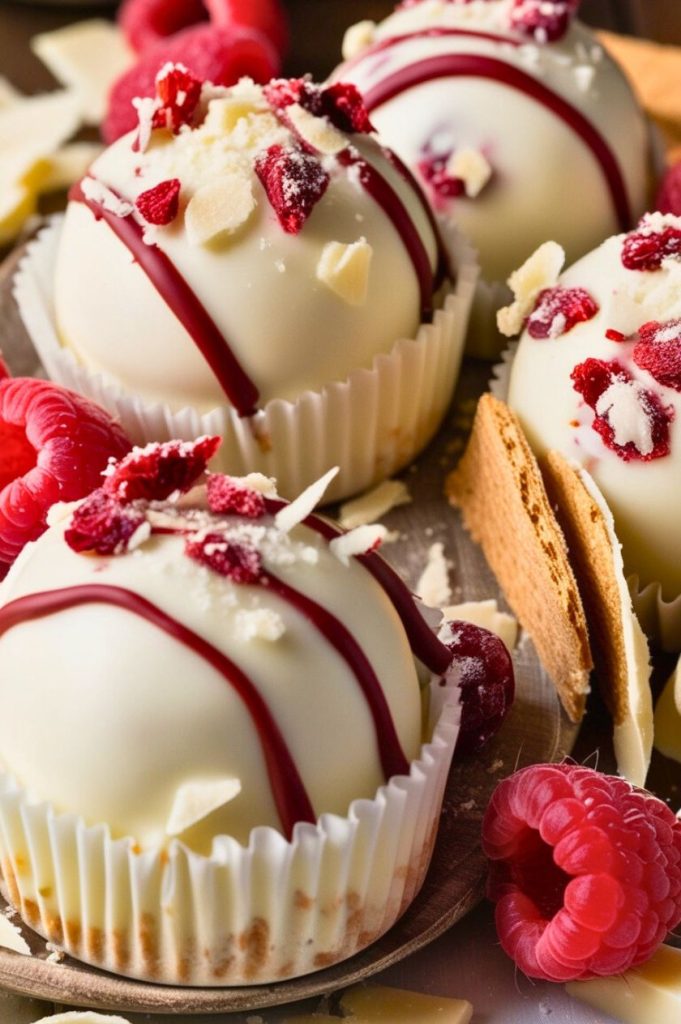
[497,241,565,337]
[234,607,286,643]
[0,914,30,955]
[81,176,133,218]
[275,467,339,533]
[342,20,377,60]
[0,76,20,108]
[340,984,473,1024]
[416,542,452,607]
[317,238,373,306]
[567,945,681,1024]
[330,524,387,565]
[166,778,242,837]
[185,175,256,246]
[446,147,492,198]
[339,479,411,529]
[287,103,347,155]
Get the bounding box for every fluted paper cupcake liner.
[0,676,460,987]
[492,343,681,651]
[14,220,479,504]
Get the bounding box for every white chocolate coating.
[0,496,422,852]
[507,221,681,600]
[53,79,438,413]
[337,2,650,285]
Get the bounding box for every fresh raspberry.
[119,0,208,53]
[264,79,373,135]
[526,287,599,340]
[205,0,289,58]
[633,320,681,392]
[206,474,266,518]
[104,436,220,504]
[621,219,681,271]
[255,144,330,235]
[185,531,262,582]
[65,490,149,555]
[135,178,181,225]
[655,161,681,217]
[103,23,278,143]
[571,358,673,461]
[443,621,515,757]
[0,379,132,567]
[483,764,681,981]
[509,0,580,43]
[417,151,465,202]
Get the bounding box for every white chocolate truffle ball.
[53,74,440,416]
[337,1,651,287]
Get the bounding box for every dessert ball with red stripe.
[0,440,485,984]
[504,215,681,642]
[335,1,651,303]
[32,69,476,502]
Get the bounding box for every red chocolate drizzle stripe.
[362,54,632,232]
[384,147,452,287]
[338,150,434,313]
[263,569,410,778]
[339,27,522,76]
[0,585,313,839]
[69,181,260,418]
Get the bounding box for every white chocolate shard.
[497,241,565,337]
[31,20,134,125]
[185,175,256,246]
[0,914,30,955]
[416,542,452,608]
[441,599,518,653]
[34,1015,131,1024]
[233,607,286,643]
[232,472,278,498]
[340,984,474,1024]
[317,238,373,306]
[204,96,263,134]
[275,467,339,534]
[81,176,133,218]
[0,89,80,182]
[42,142,103,193]
[566,945,681,1024]
[287,103,347,155]
[342,20,377,60]
[0,76,20,108]
[339,479,412,530]
[166,778,242,837]
[330,524,387,566]
[446,147,492,198]
[654,662,681,764]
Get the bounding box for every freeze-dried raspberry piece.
[185,531,262,582]
[264,79,373,135]
[418,152,465,201]
[633,319,681,392]
[571,358,673,461]
[65,490,149,555]
[104,436,221,504]
[527,287,599,340]
[119,0,208,53]
[622,219,681,271]
[152,63,203,132]
[263,77,307,112]
[255,144,329,234]
[444,620,515,757]
[655,161,681,217]
[206,474,266,518]
[135,178,181,225]
[483,764,681,981]
[0,379,132,567]
[509,0,579,42]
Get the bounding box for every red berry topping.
[119,0,208,54]
[205,0,289,58]
[605,328,627,343]
[103,23,278,143]
[571,358,673,461]
[255,144,329,234]
[264,78,373,135]
[633,319,681,392]
[65,490,148,555]
[655,161,681,217]
[622,218,681,271]
[0,379,132,567]
[483,764,681,981]
[135,178,181,225]
[445,621,515,757]
[418,151,465,201]
[0,355,9,381]
[526,286,599,340]
[104,436,220,504]
[152,63,203,132]
[509,0,580,43]
[185,531,262,582]
[206,474,266,518]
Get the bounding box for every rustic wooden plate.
[0,240,579,1015]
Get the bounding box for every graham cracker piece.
[446,394,592,722]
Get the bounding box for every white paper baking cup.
[0,673,460,986]
[492,343,681,651]
[14,220,479,504]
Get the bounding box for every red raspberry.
[483,764,681,981]
[0,379,132,568]
[65,490,148,556]
[655,161,681,217]
[527,287,599,340]
[622,219,681,271]
[119,0,208,53]
[205,0,288,58]
[103,23,278,143]
[633,319,681,392]
[509,0,580,43]
[444,621,515,757]
[104,436,220,504]
[571,357,673,461]
[255,144,330,235]
[264,79,373,136]
[206,474,266,518]
[135,178,181,225]
[185,531,262,582]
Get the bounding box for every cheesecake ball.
[54,70,442,417]
[336,0,651,288]
[507,213,681,603]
